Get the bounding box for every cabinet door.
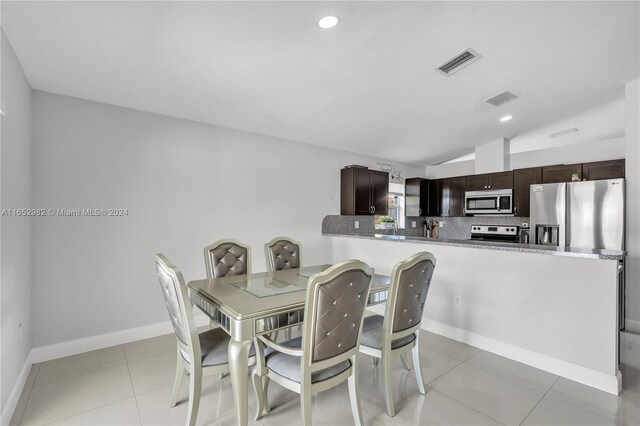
[441,177,466,216]
[542,164,582,183]
[513,167,542,217]
[466,174,488,191]
[353,168,373,215]
[370,171,389,215]
[404,178,421,217]
[488,171,513,189]
[583,159,625,181]
[422,179,440,216]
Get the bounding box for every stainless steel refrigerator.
[530,178,625,328]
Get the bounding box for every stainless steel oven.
[464,189,513,215]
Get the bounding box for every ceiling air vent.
[485,91,518,106]
[550,128,579,139]
[435,48,482,76]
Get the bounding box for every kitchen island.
[326,232,625,394]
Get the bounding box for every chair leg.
[301,392,312,426]
[251,370,265,420]
[186,365,202,426]
[285,327,292,340]
[382,354,395,417]
[348,359,364,426]
[373,357,379,366]
[263,376,272,413]
[412,337,426,395]
[169,354,186,408]
[400,353,411,371]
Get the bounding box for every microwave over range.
[464,189,513,215]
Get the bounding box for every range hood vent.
[485,91,518,106]
[435,48,482,76]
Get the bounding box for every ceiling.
[2,1,639,165]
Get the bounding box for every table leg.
[229,339,252,426]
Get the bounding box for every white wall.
[475,138,509,174]
[425,137,625,179]
[30,91,424,347]
[1,30,33,409]
[625,80,639,330]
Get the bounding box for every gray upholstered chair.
[264,237,302,272]
[252,260,374,425]
[204,239,251,279]
[155,253,254,426]
[359,252,436,417]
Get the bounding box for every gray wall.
[1,31,33,408]
[30,91,424,347]
[625,80,639,330]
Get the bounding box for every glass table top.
[230,276,306,298]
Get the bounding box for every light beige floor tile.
[10,364,40,426]
[364,418,386,426]
[49,397,140,425]
[20,364,133,426]
[35,346,126,386]
[420,331,480,361]
[128,351,178,395]
[431,363,543,425]
[261,385,376,426]
[546,377,640,426]
[375,389,503,425]
[202,411,262,426]
[465,350,558,393]
[136,378,256,426]
[124,333,177,362]
[522,395,616,426]
[413,347,464,385]
[339,368,420,418]
[622,331,640,392]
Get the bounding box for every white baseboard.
[1,352,33,426]
[422,319,621,395]
[625,318,640,333]
[30,313,210,364]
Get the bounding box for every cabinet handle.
[419,208,422,216]
[514,206,518,214]
[373,206,376,214]
[484,185,487,189]
[488,185,492,189]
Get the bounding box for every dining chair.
[358,251,436,417]
[204,239,252,278]
[251,260,374,426]
[155,253,255,426]
[264,236,302,271]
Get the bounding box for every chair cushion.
[265,337,351,383]
[181,327,259,367]
[360,315,415,350]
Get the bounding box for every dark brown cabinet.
[439,177,466,217]
[542,164,582,183]
[341,167,389,215]
[583,159,625,181]
[405,178,439,217]
[513,167,542,217]
[465,171,513,190]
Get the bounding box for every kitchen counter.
[323,232,626,260]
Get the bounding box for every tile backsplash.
[322,215,529,240]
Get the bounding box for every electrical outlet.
[454,296,462,308]
[354,221,359,229]
[412,221,417,228]
[522,223,529,228]
[439,221,444,228]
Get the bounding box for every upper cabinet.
[439,176,466,217]
[582,159,625,181]
[405,178,439,216]
[513,167,542,217]
[340,167,389,215]
[542,163,582,183]
[465,171,513,190]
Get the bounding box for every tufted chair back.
[264,237,302,271]
[155,254,199,355]
[204,240,252,279]
[302,261,373,364]
[388,252,436,334]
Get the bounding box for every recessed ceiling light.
[550,128,579,139]
[318,16,340,29]
[500,115,512,122]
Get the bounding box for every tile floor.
[10,329,640,426]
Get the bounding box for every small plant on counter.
[379,215,396,223]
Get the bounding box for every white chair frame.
[203,239,252,279]
[252,260,374,426]
[359,252,436,417]
[155,253,254,426]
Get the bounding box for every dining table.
[188,264,391,426]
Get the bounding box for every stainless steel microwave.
[464,189,513,215]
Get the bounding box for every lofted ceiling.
[2,1,638,165]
